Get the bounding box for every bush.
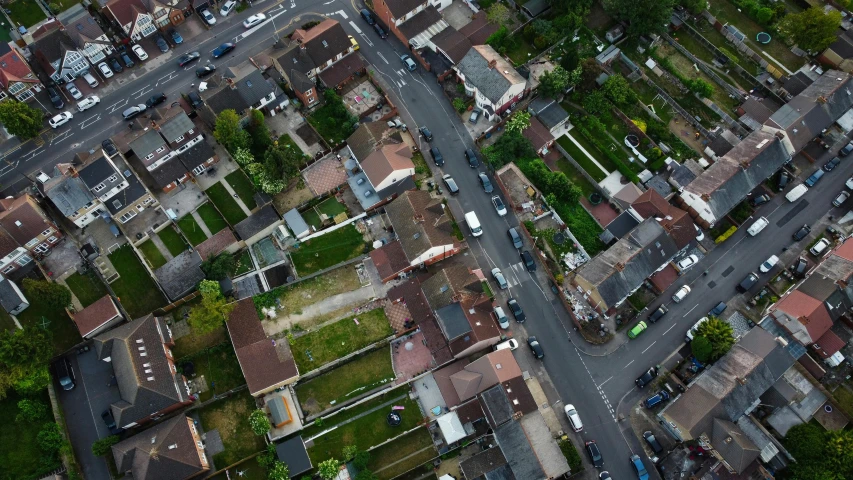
[691,335,712,363]
[452,98,466,113]
[558,439,583,473]
[91,436,120,456]
[714,226,737,244]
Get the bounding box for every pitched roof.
[711,418,760,474]
[815,329,846,359]
[0,48,38,88]
[631,189,694,249]
[346,121,394,161]
[158,111,196,144]
[455,45,525,104]
[153,250,205,301]
[369,240,411,280]
[398,5,443,40]
[521,116,553,151]
[0,195,54,247]
[460,447,509,480]
[234,205,280,240]
[291,19,350,67]
[449,349,521,401]
[106,0,149,27]
[196,228,238,261]
[78,155,123,192]
[226,298,299,395]
[383,0,425,18]
[528,97,569,130]
[771,290,834,345]
[288,68,315,94]
[387,278,451,363]
[420,263,484,310]
[318,52,365,88]
[58,4,110,50]
[494,420,546,480]
[94,315,188,426]
[361,143,414,187]
[0,277,25,313]
[112,415,207,480]
[72,295,121,337]
[385,190,456,263]
[431,26,472,64]
[458,11,498,45]
[130,129,168,160]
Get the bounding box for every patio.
[263,388,304,441]
[302,155,348,196]
[341,80,381,118]
[391,331,434,385]
[413,372,446,420]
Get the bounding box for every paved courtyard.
[302,156,348,195]
[392,331,434,385]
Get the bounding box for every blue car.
[630,455,649,480]
[169,28,183,44]
[212,43,235,58]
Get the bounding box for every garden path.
[148,232,175,262]
[217,181,252,217]
[564,130,609,176]
[190,210,214,238]
[263,286,377,335]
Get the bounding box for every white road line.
[81,114,101,130]
[597,376,613,389]
[349,21,362,34]
[641,341,657,354]
[682,304,698,317]
[134,86,153,99]
[664,323,676,335]
[337,9,348,19]
[400,78,406,86]
[625,359,635,368]
[396,81,403,88]
[377,52,389,64]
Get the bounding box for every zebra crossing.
[503,261,529,288]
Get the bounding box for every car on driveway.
[401,54,417,71]
[154,33,169,52]
[65,82,82,100]
[479,173,493,193]
[97,62,114,78]
[196,64,216,77]
[76,95,100,112]
[465,148,478,167]
[751,194,770,207]
[778,171,791,191]
[635,366,658,388]
[585,440,603,468]
[469,109,480,124]
[628,321,648,339]
[520,250,536,271]
[418,126,432,141]
[528,336,544,359]
[630,454,649,480]
[442,174,459,195]
[508,227,522,249]
[101,409,120,434]
[760,255,779,273]
[47,86,64,109]
[564,404,583,432]
[131,44,148,61]
[833,190,849,207]
[491,267,508,289]
[648,305,668,323]
[736,272,759,293]
[243,13,267,28]
[145,93,167,108]
[122,104,146,120]
[492,196,507,216]
[810,238,831,257]
[792,257,809,277]
[102,139,118,157]
[373,23,387,39]
[109,57,124,72]
[220,0,236,16]
[187,91,203,108]
[200,8,216,25]
[429,147,444,166]
[493,306,509,329]
[212,43,235,58]
[676,254,698,272]
[793,224,812,241]
[840,142,853,157]
[824,156,842,172]
[49,112,73,129]
[120,52,134,68]
[178,51,201,67]
[507,298,525,322]
[169,28,182,44]
[643,431,663,455]
[708,302,727,317]
[644,390,670,408]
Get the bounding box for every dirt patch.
[274,180,315,212]
[207,397,250,439]
[296,123,323,148]
[668,116,706,155]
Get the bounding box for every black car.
[430,147,444,166]
[778,171,791,191]
[372,23,387,39]
[154,33,169,53]
[360,8,375,24]
[585,441,604,468]
[520,250,536,272]
[479,173,493,193]
[169,28,183,44]
[793,224,811,241]
[709,301,727,317]
[442,174,459,195]
[507,298,526,322]
[196,64,216,78]
[178,51,201,67]
[527,336,544,359]
[212,43,235,59]
[101,139,118,157]
[550,281,560,295]
[508,227,522,249]
[418,126,433,141]
[751,194,770,207]
[824,156,842,172]
[737,272,759,293]
[635,366,658,388]
[643,431,663,455]
[648,305,668,323]
[109,57,123,73]
[46,86,64,109]
[465,148,479,168]
[187,91,203,108]
[145,93,167,108]
[102,409,117,430]
[792,257,809,277]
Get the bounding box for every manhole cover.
[552,232,566,244]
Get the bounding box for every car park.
[348,35,359,50]
[643,431,663,455]
[492,196,507,216]
[841,142,853,156]
[212,43,235,58]
[491,267,508,289]
[102,139,118,157]
[810,238,831,257]
[196,64,216,77]
[442,174,459,195]
[132,44,148,61]
[465,148,479,167]
[824,156,841,172]
[122,104,146,120]
[671,285,691,303]
[648,305,668,323]
[47,86,64,109]
[564,404,583,432]
[643,390,670,408]
[178,51,201,67]
[528,336,544,359]
[494,339,518,351]
[49,112,73,129]
[708,302,727,316]
[750,194,770,207]
[736,272,759,293]
[220,0,236,16]
[479,173,493,193]
[585,441,603,468]
[97,62,113,78]
[200,8,216,25]
[418,126,432,141]
[373,23,387,39]
[793,224,811,241]
[805,169,825,187]
[520,250,536,271]
[145,93,167,108]
[778,171,791,191]
[493,306,509,329]
[507,298,525,322]
[76,95,99,112]
[792,257,809,277]
[243,13,267,28]
[429,147,444,166]
[65,82,82,100]
[169,28,182,44]
[508,227,522,249]
[360,8,375,24]
[154,33,169,52]
[401,54,417,71]
[630,454,649,480]
[469,109,480,124]
[760,255,779,273]
[676,254,698,272]
[120,52,134,68]
[833,191,849,207]
[635,366,658,388]
[628,321,648,339]
[110,57,124,72]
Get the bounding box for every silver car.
[491,267,508,290]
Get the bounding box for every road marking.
[134,86,153,99]
[396,69,404,76]
[377,52,389,64]
[349,20,362,34]
[131,85,150,97]
[597,376,613,389]
[81,114,101,130]
[396,81,403,88]
[664,323,676,335]
[683,304,698,317]
[50,130,73,146]
[400,78,406,86]
[107,98,128,113]
[156,72,179,86]
[337,9,348,18]
[641,341,656,354]
[625,359,634,368]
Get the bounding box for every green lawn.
[556,158,598,198]
[556,135,608,182]
[207,458,266,480]
[316,197,347,218]
[307,395,422,464]
[17,300,80,355]
[107,245,167,318]
[198,393,266,468]
[302,208,323,231]
[197,203,228,235]
[292,308,392,371]
[55,0,81,11]
[301,386,409,438]
[295,348,395,415]
[233,250,255,277]
[368,428,435,480]
[411,151,430,176]
[833,384,853,419]
[177,215,208,246]
[64,270,108,308]
[225,170,258,211]
[6,0,46,28]
[206,182,248,225]
[307,102,356,146]
[158,227,189,257]
[178,342,245,402]
[290,224,365,276]
[138,240,168,269]
[506,37,543,66]
[0,391,61,480]
[172,324,226,360]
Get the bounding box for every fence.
[644,75,714,139]
[553,141,607,195]
[661,32,745,99]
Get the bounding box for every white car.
[97,62,114,78]
[759,255,779,273]
[563,404,583,432]
[49,112,73,129]
[677,254,699,272]
[243,13,266,28]
[65,82,82,100]
[492,196,507,216]
[833,190,850,207]
[847,176,853,190]
[200,8,216,25]
[491,267,508,290]
[132,44,148,61]
[76,95,100,112]
[493,306,509,329]
[220,0,236,16]
[694,224,704,241]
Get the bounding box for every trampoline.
[756,32,771,44]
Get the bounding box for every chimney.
[488,59,497,70]
[614,262,625,272]
[817,96,827,104]
[700,193,710,201]
[226,77,236,89]
[736,377,746,386]
[413,214,425,223]
[775,131,785,140]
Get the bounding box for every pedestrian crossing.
[504,261,528,287]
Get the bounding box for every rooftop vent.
[123,170,132,177]
[439,285,449,293]
[14,221,21,227]
[168,444,177,450]
[322,40,328,47]
[151,436,156,444]
[147,376,155,381]
[495,363,502,369]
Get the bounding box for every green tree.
[264,142,303,185]
[22,279,71,310]
[688,78,714,98]
[353,450,370,470]
[695,317,735,361]
[233,147,254,167]
[214,109,250,153]
[783,423,853,480]
[91,435,120,456]
[486,3,511,24]
[248,109,273,159]
[559,48,580,73]
[48,2,60,14]
[0,100,43,140]
[37,423,63,455]
[341,444,358,462]
[506,111,531,135]
[778,7,842,53]
[452,97,466,113]
[679,0,707,13]
[16,398,49,423]
[0,327,53,399]
[188,280,235,335]
[601,74,638,108]
[691,335,713,363]
[354,471,378,480]
[258,443,277,469]
[481,130,538,168]
[318,459,341,480]
[538,65,572,98]
[249,409,271,436]
[268,461,290,480]
[200,253,236,280]
[582,90,611,116]
[603,0,675,37]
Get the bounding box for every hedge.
[714,226,738,244]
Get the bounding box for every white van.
[82,72,99,88]
[672,285,691,303]
[786,184,808,202]
[465,211,482,237]
[747,216,769,236]
[685,317,708,342]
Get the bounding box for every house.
[140,0,185,29]
[130,128,174,174]
[431,27,472,67]
[200,69,278,119]
[433,349,523,407]
[95,155,157,225]
[382,190,462,268]
[454,45,527,121]
[0,43,42,103]
[0,194,64,260]
[111,415,209,480]
[527,97,570,134]
[157,109,204,154]
[574,218,680,312]
[521,117,554,156]
[630,189,695,250]
[226,298,299,396]
[0,228,34,277]
[153,250,205,301]
[387,278,453,365]
[94,314,194,429]
[57,4,115,66]
[30,23,90,83]
[0,275,28,315]
[105,0,158,41]
[818,30,853,73]
[345,127,418,211]
[457,11,498,46]
[72,294,123,338]
[150,141,219,193]
[737,97,780,132]
[371,0,450,48]
[658,327,795,474]
[360,143,415,194]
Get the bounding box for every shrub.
[714,226,737,244]
[452,98,466,113]
[691,335,713,363]
[92,436,120,456]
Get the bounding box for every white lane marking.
[349,20,362,34]
[682,304,698,317]
[625,359,635,368]
[377,52,389,64]
[400,78,406,86]
[641,341,657,354]
[107,98,128,114]
[131,85,150,97]
[597,376,613,389]
[156,72,179,86]
[134,86,153,99]
[323,0,335,4]
[396,81,403,88]
[396,69,404,76]
[664,323,676,335]
[337,9,348,19]
[81,114,101,130]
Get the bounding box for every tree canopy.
[22,279,71,310]
[0,101,43,140]
[691,335,713,363]
[695,316,735,361]
[188,280,234,335]
[482,131,538,168]
[317,459,341,480]
[603,0,675,37]
[601,74,638,109]
[249,409,271,436]
[783,423,853,480]
[486,3,511,24]
[538,65,574,98]
[200,253,235,280]
[0,327,53,399]
[214,109,250,153]
[778,7,842,53]
[505,111,531,135]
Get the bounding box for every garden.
[206,182,248,226]
[197,203,229,236]
[225,170,258,211]
[366,427,434,479]
[198,393,266,468]
[555,135,608,182]
[176,342,245,402]
[289,224,367,276]
[233,249,255,277]
[158,227,189,256]
[0,391,62,480]
[138,239,168,269]
[178,214,208,246]
[6,0,46,28]
[301,197,349,231]
[107,245,167,318]
[253,265,362,317]
[64,270,108,308]
[16,282,80,355]
[307,89,358,147]
[291,307,392,371]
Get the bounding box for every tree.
[778,7,841,53]
[687,78,714,98]
[486,3,511,24]
[188,280,235,335]
[341,445,358,462]
[506,111,531,135]
[680,0,707,14]
[214,109,250,153]
[48,2,60,14]
[268,461,290,480]
[246,162,288,195]
[0,327,53,399]
[582,90,611,116]
[258,444,278,469]
[201,253,235,280]
[264,142,303,185]
[783,423,853,480]
[249,409,271,436]
[354,471,378,480]
[317,459,341,480]
[0,101,43,140]
[233,147,254,167]
[603,0,675,37]
[353,450,370,470]
[481,131,538,168]
[691,335,712,363]
[36,423,63,455]
[538,66,572,98]
[695,317,735,361]
[559,48,580,73]
[91,435,120,456]
[602,74,638,108]
[17,398,49,423]
[22,279,71,310]
[248,109,272,159]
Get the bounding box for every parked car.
[97,62,114,78]
[708,302,727,317]
[49,112,73,129]
[145,93,167,108]
[429,147,444,166]
[122,104,147,120]
[54,357,75,390]
[442,174,459,195]
[644,390,670,408]
[131,44,148,61]
[833,191,850,207]
[585,440,603,468]
[628,321,648,339]
[46,86,64,109]
[671,285,691,303]
[840,142,853,157]
[777,171,791,191]
[212,43,235,58]
[196,64,216,77]
[751,194,770,207]
[564,404,583,432]
[102,409,117,430]
[154,33,169,52]
[508,227,522,249]
[635,366,658,388]
[491,267,508,289]
[169,28,183,44]
[200,8,216,25]
[527,336,544,359]
[465,148,478,167]
[648,305,668,323]
[760,255,779,273]
[178,51,201,67]
[243,13,267,28]
[65,82,82,100]
[373,23,387,39]
[676,254,699,272]
[469,109,480,124]
[418,126,433,141]
[643,431,663,455]
[630,454,649,480]
[120,52,134,68]
[520,250,536,272]
[109,57,124,72]
[736,272,759,293]
[187,91,203,108]
[401,54,417,71]
[793,224,812,241]
[348,35,359,50]
[599,472,612,480]
[847,176,853,190]
[824,156,842,172]
[494,339,518,351]
[492,196,507,216]
[360,8,375,24]
[102,139,118,157]
[805,169,825,187]
[507,298,525,322]
[479,173,493,193]
[493,306,509,329]
[220,0,236,16]
[76,95,100,112]
[810,238,832,257]
[792,257,809,277]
